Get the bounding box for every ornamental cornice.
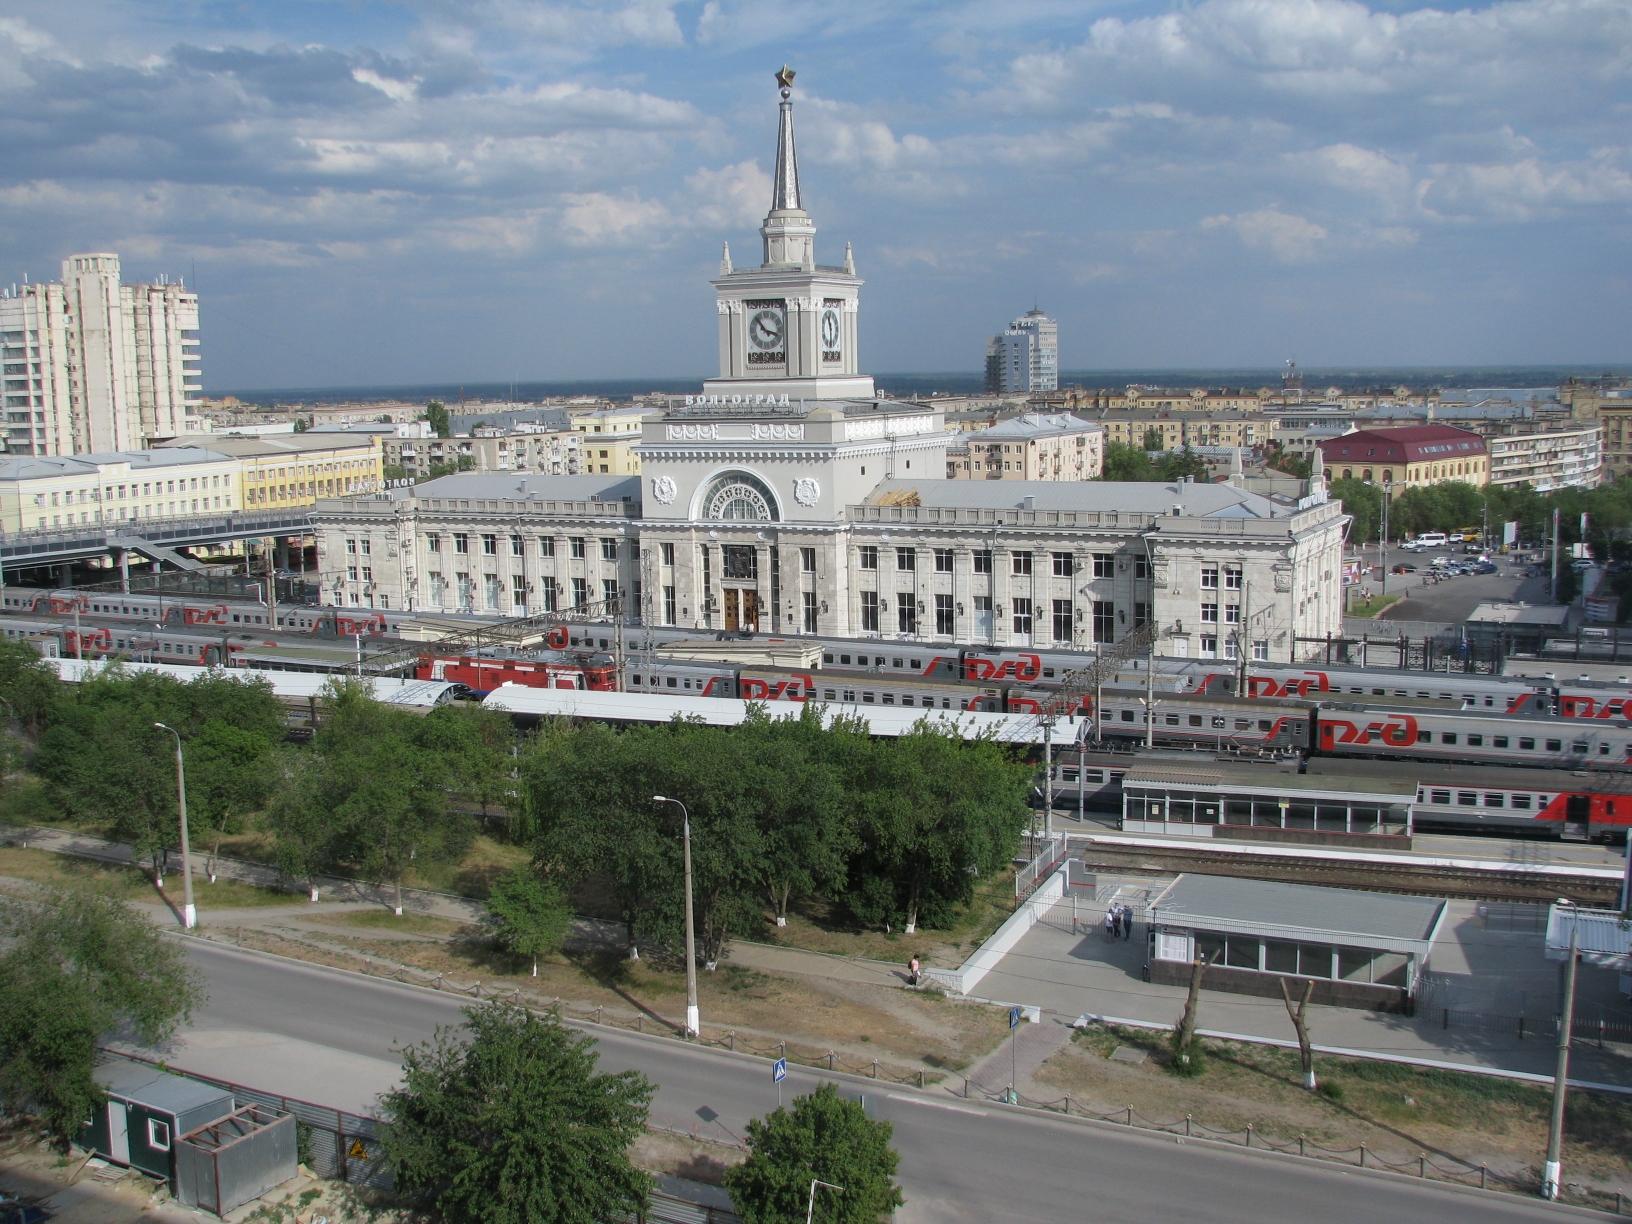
[639,447,833,462]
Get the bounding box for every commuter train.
[0,615,270,666]
[0,587,403,637]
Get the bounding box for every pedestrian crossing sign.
[772,1058,788,1083]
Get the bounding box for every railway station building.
[309,80,1349,661]
[1146,873,1447,1012]
[1119,760,1416,842]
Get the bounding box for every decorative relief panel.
[843,414,937,441]
[666,422,806,442]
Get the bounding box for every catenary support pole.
[653,795,700,1037]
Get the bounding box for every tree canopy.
[1099,441,1209,483]
[724,1083,903,1224]
[380,1003,653,1224]
[484,867,571,976]
[0,888,205,1147]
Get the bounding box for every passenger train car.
[0,615,269,665]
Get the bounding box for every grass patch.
[0,777,60,828]
[404,833,530,898]
[0,844,154,899]
[180,875,303,910]
[1348,592,1404,618]
[322,910,476,936]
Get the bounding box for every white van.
[1407,532,1450,550]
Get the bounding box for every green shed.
[81,1058,235,1185]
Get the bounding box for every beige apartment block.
[947,413,1103,480]
[0,447,239,535]
[160,432,384,512]
[1486,421,1603,492]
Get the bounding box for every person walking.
[1103,908,1115,941]
[907,956,920,986]
[1123,905,1135,941]
[1112,904,1124,940]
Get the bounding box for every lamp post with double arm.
[153,722,196,930]
[652,794,700,1037]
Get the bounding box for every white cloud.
[1204,207,1329,262]
[558,191,669,245]
[682,160,771,230]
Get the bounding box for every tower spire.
[771,65,800,212]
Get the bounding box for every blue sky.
[0,0,1627,390]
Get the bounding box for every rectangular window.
[456,572,472,611]
[1135,556,1150,580]
[859,545,878,570]
[1055,552,1077,577]
[482,533,497,555]
[973,550,993,574]
[661,542,675,566]
[1201,566,1219,589]
[1093,600,1114,643]
[542,576,558,612]
[1520,737,1535,751]
[897,592,916,633]
[1201,603,1219,623]
[934,548,954,573]
[803,591,818,632]
[512,575,527,610]
[1252,639,1269,661]
[511,535,524,556]
[722,545,758,579]
[454,533,469,554]
[935,593,954,635]
[1092,553,1114,579]
[345,538,357,554]
[1225,604,1240,624]
[1224,565,1243,591]
[661,585,676,624]
[539,537,555,557]
[426,533,440,553]
[1134,602,1151,628]
[571,577,587,607]
[1012,596,1033,635]
[1012,552,1032,575]
[603,579,618,606]
[601,538,619,561]
[861,590,879,631]
[1053,598,1074,642]
[896,547,916,572]
[147,1118,171,1151]
[1200,634,1218,657]
[801,547,817,573]
[570,537,587,558]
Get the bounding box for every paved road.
[157,939,1584,1223]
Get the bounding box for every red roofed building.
[1316,424,1488,489]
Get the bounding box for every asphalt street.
[1349,545,1549,624]
[157,939,1588,1223]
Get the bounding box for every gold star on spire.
[776,65,795,92]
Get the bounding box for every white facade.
[0,448,238,536]
[1486,422,1603,493]
[310,77,1349,660]
[0,254,200,457]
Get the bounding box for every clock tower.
[703,67,874,403]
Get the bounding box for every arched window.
[1362,469,1372,481]
[700,470,779,521]
[1343,469,1352,479]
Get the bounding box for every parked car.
[1392,563,1417,574]
[1412,532,1451,549]
[1474,561,1498,574]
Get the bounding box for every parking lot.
[1348,544,1555,623]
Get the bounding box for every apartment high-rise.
[983,308,1058,394]
[0,253,200,456]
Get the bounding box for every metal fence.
[1015,835,1068,904]
[1478,902,1550,934]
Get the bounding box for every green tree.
[1266,445,1313,480]
[724,1083,904,1224]
[383,463,410,482]
[844,722,1032,934]
[0,637,62,733]
[1155,445,1208,482]
[1142,426,1165,452]
[379,1003,653,1224]
[484,868,570,976]
[424,400,451,438]
[1099,441,1156,481]
[293,416,310,432]
[1328,477,1382,543]
[0,888,205,1147]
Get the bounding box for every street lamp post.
[652,795,700,1037]
[806,1179,844,1224]
[153,722,197,930]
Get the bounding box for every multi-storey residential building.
[158,432,384,512]
[1095,412,1264,453]
[312,75,1349,660]
[0,447,238,535]
[0,255,200,456]
[1317,425,1489,489]
[1561,377,1632,479]
[984,310,1058,394]
[1485,421,1603,492]
[947,413,1103,480]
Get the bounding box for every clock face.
[748,309,785,351]
[821,309,840,349]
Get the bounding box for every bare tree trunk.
[1174,952,1214,1068]
[904,873,921,935]
[532,956,538,977]
[1280,978,1317,1090]
[394,877,403,916]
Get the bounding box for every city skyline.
[0,1,1626,391]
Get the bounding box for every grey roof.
[1148,873,1445,951]
[1546,906,1632,965]
[1121,762,1416,800]
[0,448,234,480]
[405,473,640,503]
[96,1058,234,1116]
[82,448,235,469]
[972,413,1103,440]
[1466,602,1571,627]
[0,455,100,479]
[863,478,1287,519]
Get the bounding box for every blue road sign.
[772,1057,788,1083]
[1009,1006,1022,1029]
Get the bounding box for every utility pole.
[1379,488,1390,601]
[1544,916,1580,1201]
[652,796,700,1038]
[1551,506,1562,605]
[1145,633,1157,749]
[153,723,197,930]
